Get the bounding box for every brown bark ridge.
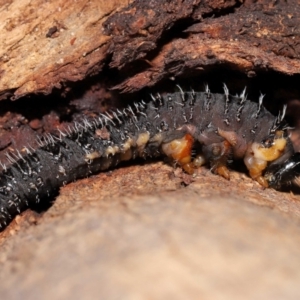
[0,0,300,97]
[0,0,128,100]
[103,0,300,92]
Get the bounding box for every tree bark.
[0,0,129,100]
[1,1,300,299]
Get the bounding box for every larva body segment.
[0,87,294,229]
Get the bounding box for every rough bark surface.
[1,163,300,299]
[1,0,300,299]
[0,0,129,100]
[104,0,300,92]
[103,0,239,69]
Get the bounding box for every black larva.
[0,85,295,229]
[264,153,300,190]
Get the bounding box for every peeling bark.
[0,0,129,100]
[1,0,300,98]
[103,0,300,92]
[103,0,240,69]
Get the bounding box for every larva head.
[264,153,300,189]
[244,130,293,188]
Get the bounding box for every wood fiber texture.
[0,0,128,99]
[1,1,300,299]
[104,0,300,92]
[0,0,299,97]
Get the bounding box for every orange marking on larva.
[176,134,194,164]
[161,134,194,165]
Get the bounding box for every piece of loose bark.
[103,0,239,69]
[0,0,128,100]
[103,0,300,92]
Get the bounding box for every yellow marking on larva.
[136,132,150,147]
[105,146,120,156]
[244,131,288,187]
[244,154,268,187]
[85,151,101,160]
[136,132,150,154]
[162,134,194,165]
[252,138,287,162]
[122,138,135,152]
[150,133,163,144]
[244,155,267,178]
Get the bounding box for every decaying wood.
[103,0,300,92]
[1,0,300,97]
[103,0,239,69]
[0,0,128,100]
[1,1,300,299]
